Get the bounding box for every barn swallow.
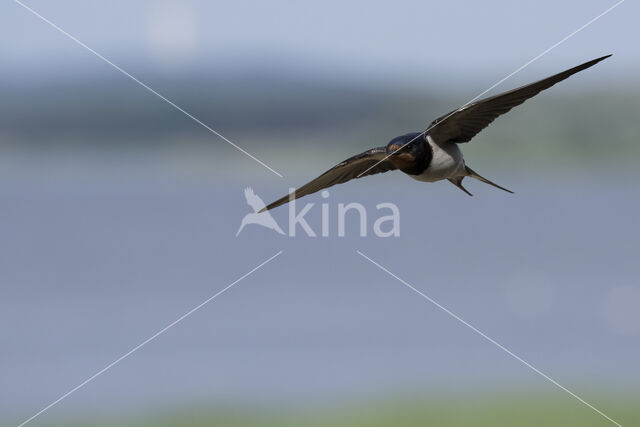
[261,55,610,212]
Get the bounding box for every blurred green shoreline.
[0,72,640,184]
[35,388,639,427]
[3,72,639,175]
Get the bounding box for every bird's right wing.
[427,55,611,144]
[260,147,396,212]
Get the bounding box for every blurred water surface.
[1,152,639,423]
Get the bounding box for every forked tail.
[465,166,514,194]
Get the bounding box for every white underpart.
[410,135,467,182]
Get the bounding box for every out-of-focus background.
[2,0,639,426]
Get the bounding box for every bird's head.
[385,132,429,174]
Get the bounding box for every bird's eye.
[405,143,413,150]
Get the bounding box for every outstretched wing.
[428,55,610,144]
[260,147,396,212]
[244,187,266,212]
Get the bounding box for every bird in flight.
[261,55,610,212]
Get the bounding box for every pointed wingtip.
[574,55,612,72]
[592,54,612,64]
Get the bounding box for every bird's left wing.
[260,147,396,212]
[427,55,610,144]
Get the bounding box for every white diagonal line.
[457,0,623,109]
[16,250,283,427]
[356,0,624,178]
[14,0,284,178]
[356,250,622,427]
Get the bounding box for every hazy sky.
[3,0,637,86]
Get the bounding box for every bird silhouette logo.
[236,187,285,237]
